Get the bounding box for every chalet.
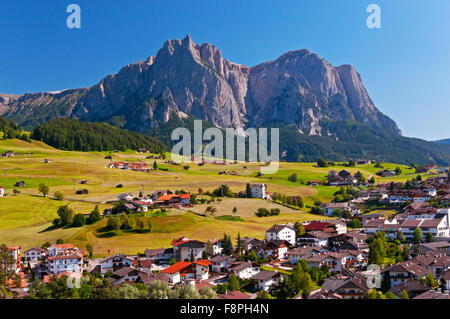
[151,190,170,200]
[228,262,260,279]
[321,202,360,217]
[389,280,429,299]
[357,159,372,165]
[76,189,89,195]
[305,252,348,274]
[250,270,282,291]
[172,237,205,261]
[354,214,384,226]
[137,148,148,153]
[24,247,45,262]
[265,223,296,246]
[162,260,212,284]
[338,170,352,179]
[288,247,327,264]
[240,237,264,254]
[125,162,149,171]
[303,220,347,234]
[382,261,429,288]
[144,248,175,264]
[156,193,191,207]
[0,186,4,197]
[110,267,144,286]
[333,274,372,299]
[328,233,369,252]
[404,202,435,216]
[258,240,291,260]
[136,272,170,285]
[44,158,51,163]
[210,255,234,273]
[297,231,334,247]
[307,180,321,186]
[99,254,135,274]
[410,253,450,279]
[3,151,14,157]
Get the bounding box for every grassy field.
[0,138,426,254]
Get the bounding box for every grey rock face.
[0,35,400,135]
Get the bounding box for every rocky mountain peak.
[0,35,401,136]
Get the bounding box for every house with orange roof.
[162,260,212,284]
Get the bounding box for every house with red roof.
[162,260,212,284]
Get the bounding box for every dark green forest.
[0,115,30,141]
[31,118,165,153]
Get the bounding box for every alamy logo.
[366,264,382,289]
[366,4,381,29]
[66,4,81,29]
[171,120,280,174]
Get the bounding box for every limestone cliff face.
[0,35,400,135]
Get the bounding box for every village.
[1,161,450,300]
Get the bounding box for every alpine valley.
[1,35,449,165]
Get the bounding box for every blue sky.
[0,0,449,140]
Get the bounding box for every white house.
[24,247,46,262]
[265,224,296,246]
[46,254,83,275]
[251,271,282,291]
[99,254,134,274]
[250,184,270,200]
[228,262,260,279]
[45,244,83,275]
[162,260,212,284]
[6,246,21,273]
[210,255,234,273]
[0,186,5,197]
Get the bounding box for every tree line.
[31,118,165,153]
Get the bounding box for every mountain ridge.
[0,35,400,136]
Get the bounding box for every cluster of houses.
[109,162,149,171]
[4,211,450,299]
[113,189,193,213]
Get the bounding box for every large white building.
[250,184,270,200]
[265,224,296,246]
[45,244,83,275]
[0,186,5,197]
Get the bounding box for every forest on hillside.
[31,118,166,153]
[0,115,30,141]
